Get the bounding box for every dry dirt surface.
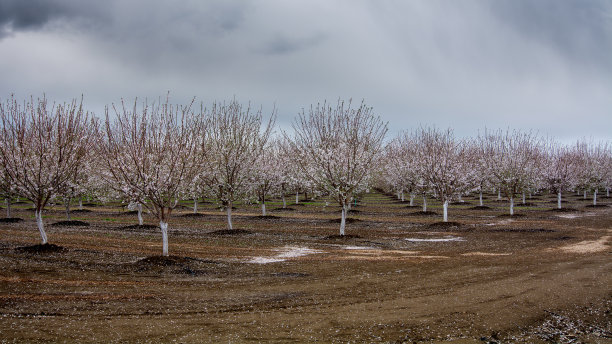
[0,192,611,343]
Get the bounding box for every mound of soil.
[13,201,30,205]
[291,203,306,206]
[405,211,438,216]
[324,234,362,240]
[451,201,471,205]
[347,209,361,213]
[208,229,252,236]
[135,255,194,267]
[257,215,280,219]
[0,217,23,223]
[123,210,139,215]
[515,202,538,207]
[548,200,568,204]
[585,204,609,208]
[216,206,237,210]
[82,202,98,207]
[16,243,65,253]
[71,209,92,213]
[329,218,361,223]
[552,236,574,241]
[470,206,491,210]
[121,224,158,230]
[548,208,578,212]
[405,205,420,209]
[51,220,89,227]
[272,207,295,212]
[180,213,205,217]
[497,213,526,218]
[132,256,217,275]
[427,221,462,229]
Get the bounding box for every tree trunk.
[409,194,414,206]
[282,194,286,208]
[442,200,448,222]
[422,196,427,212]
[509,197,514,216]
[458,195,463,203]
[497,189,501,200]
[401,191,405,202]
[65,198,71,220]
[339,204,347,236]
[584,190,587,199]
[593,189,598,206]
[557,190,562,209]
[607,188,610,197]
[261,202,266,216]
[78,198,83,210]
[522,192,526,205]
[137,203,143,226]
[160,221,169,256]
[35,209,48,244]
[193,198,198,214]
[295,192,299,204]
[479,191,483,206]
[5,198,11,218]
[226,203,233,230]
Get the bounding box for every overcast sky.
[0,0,610,142]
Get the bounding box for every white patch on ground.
[558,236,610,254]
[405,236,465,242]
[484,219,513,226]
[248,246,323,264]
[556,214,580,219]
[343,246,376,250]
[461,252,511,256]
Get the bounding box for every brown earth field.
[0,192,611,343]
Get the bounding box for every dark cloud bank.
[0,0,610,142]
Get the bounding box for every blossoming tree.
[0,95,92,244]
[98,97,205,256]
[200,99,275,229]
[286,99,387,235]
[478,129,542,215]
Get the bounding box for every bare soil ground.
[0,192,611,343]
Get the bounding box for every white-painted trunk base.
[443,200,448,222]
[593,189,598,206]
[227,205,233,230]
[510,197,514,216]
[261,203,266,216]
[557,191,562,209]
[160,221,169,256]
[137,204,143,226]
[193,199,198,214]
[423,196,427,212]
[340,206,347,236]
[479,192,483,206]
[409,194,414,206]
[36,210,47,244]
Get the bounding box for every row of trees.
[1,95,611,256]
[381,129,612,221]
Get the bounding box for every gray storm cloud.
[0,0,610,142]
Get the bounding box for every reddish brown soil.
[0,192,610,343]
